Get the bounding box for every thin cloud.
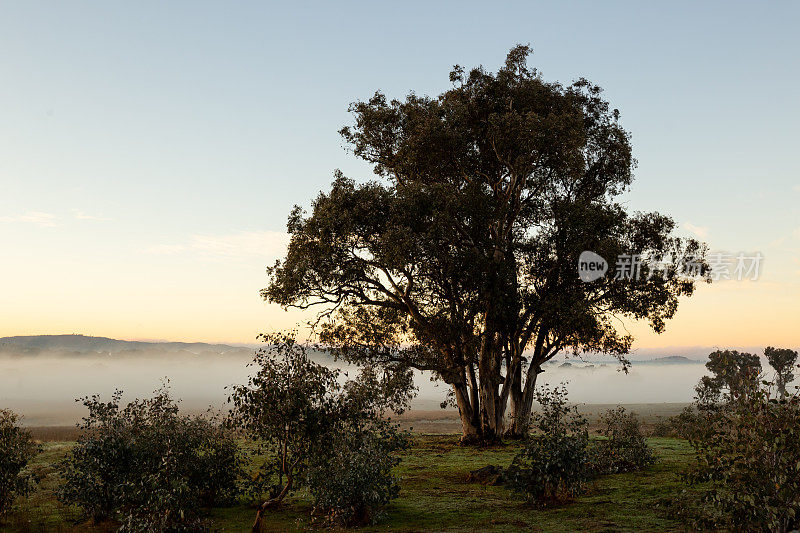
[72,209,110,221]
[683,222,709,239]
[0,211,59,227]
[765,227,800,249]
[144,244,188,255]
[767,235,787,248]
[143,230,289,261]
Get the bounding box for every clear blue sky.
[1,1,799,346]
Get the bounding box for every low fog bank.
[0,350,720,426]
[0,334,255,359]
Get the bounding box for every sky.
[1,1,799,350]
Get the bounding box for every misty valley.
[0,335,713,426]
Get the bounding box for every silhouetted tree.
[264,46,708,442]
[765,346,798,400]
[695,349,762,405]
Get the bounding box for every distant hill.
[634,355,704,365]
[544,354,706,367]
[0,334,255,358]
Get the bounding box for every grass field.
[391,404,689,435]
[20,403,689,442]
[1,430,697,533]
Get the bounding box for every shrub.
[227,332,342,527]
[228,332,414,531]
[649,416,676,437]
[589,406,655,474]
[58,387,242,532]
[506,385,592,506]
[668,403,729,442]
[681,387,800,532]
[670,405,700,440]
[306,419,409,526]
[0,409,39,517]
[677,349,800,532]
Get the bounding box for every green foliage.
[590,406,655,474]
[58,387,243,532]
[682,389,800,532]
[264,45,708,441]
[765,346,798,400]
[669,404,715,441]
[649,416,677,437]
[227,332,341,504]
[695,349,762,404]
[0,409,39,516]
[678,350,800,532]
[306,420,410,526]
[506,385,592,506]
[228,332,414,528]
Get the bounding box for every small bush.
[676,348,800,531]
[668,407,695,440]
[506,385,592,506]
[307,420,409,526]
[681,388,800,532]
[589,406,655,474]
[228,332,415,530]
[227,333,342,516]
[0,409,39,517]
[649,416,676,437]
[58,387,243,532]
[668,404,720,441]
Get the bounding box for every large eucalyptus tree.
[264,46,708,442]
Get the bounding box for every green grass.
[0,442,109,533]
[1,436,696,532]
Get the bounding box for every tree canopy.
[695,349,763,405]
[264,45,709,441]
[765,346,798,399]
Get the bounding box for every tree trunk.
[467,363,481,430]
[478,380,500,442]
[453,381,482,443]
[506,357,525,438]
[252,470,294,533]
[508,362,543,437]
[477,353,502,443]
